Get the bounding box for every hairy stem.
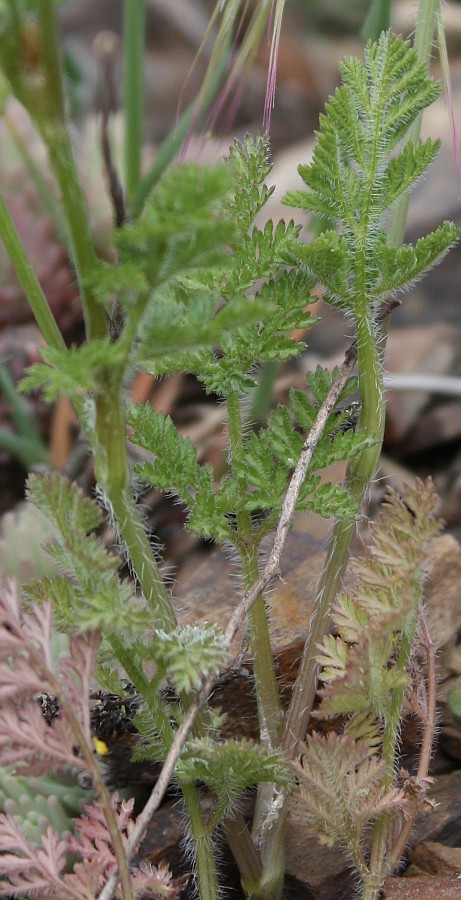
[364,605,420,898]
[362,4,441,896]
[227,391,283,748]
[385,607,437,875]
[283,307,384,760]
[93,388,176,631]
[99,356,360,900]
[184,784,220,900]
[99,688,223,900]
[226,388,284,896]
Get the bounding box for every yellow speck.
[93,737,109,756]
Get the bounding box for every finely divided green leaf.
[378,139,440,213]
[136,288,267,363]
[19,340,127,402]
[283,31,457,313]
[129,405,214,505]
[289,232,350,305]
[129,404,234,542]
[178,737,292,825]
[150,624,227,695]
[26,472,151,635]
[372,222,459,298]
[117,163,234,288]
[26,472,102,536]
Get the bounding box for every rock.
[178,523,461,680]
[411,770,461,847]
[383,874,461,898]
[401,403,461,456]
[384,326,459,446]
[284,793,356,899]
[176,528,325,656]
[406,841,461,877]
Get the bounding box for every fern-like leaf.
[117,163,234,288]
[26,472,152,635]
[129,405,214,505]
[27,472,102,536]
[136,286,267,364]
[0,796,182,898]
[295,733,407,867]
[315,479,442,726]
[19,340,127,403]
[227,367,366,521]
[178,737,292,827]
[0,582,98,775]
[150,624,227,695]
[284,31,458,312]
[286,32,440,226]
[133,136,318,395]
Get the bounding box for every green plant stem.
[36,0,107,343]
[363,611,419,900]
[259,285,385,900]
[5,113,69,249]
[250,361,278,423]
[93,388,176,631]
[361,0,392,40]
[182,784,220,900]
[0,133,86,441]
[94,389,217,899]
[283,303,384,762]
[108,633,174,750]
[223,815,263,896]
[227,390,283,749]
[0,194,66,353]
[362,5,441,895]
[130,104,193,218]
[254,802,287,900]
[226,389,284,898]
[111,617,225,900]
[123,0,146,207]
[108,638,220,900]
[278,0,442,761]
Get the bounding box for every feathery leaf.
[284,31,458,314]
